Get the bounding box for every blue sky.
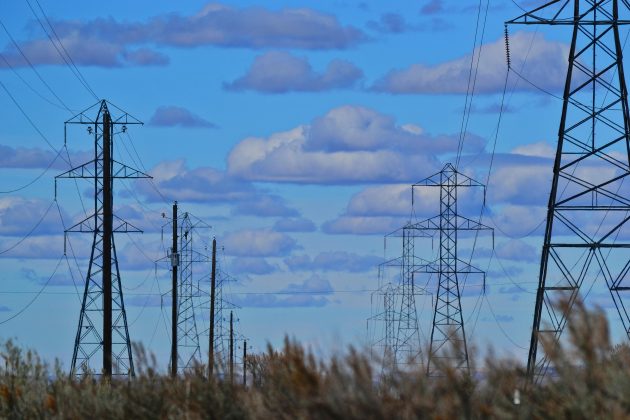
[0,0,627,370]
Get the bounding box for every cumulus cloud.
[222,229,298,257]
[149,106,217,128]
[232,275,333,307]
[229,257,278,275]
[284,251,382,272]
[1,4,364,68]
[132,159,302,218]
[367,13,410,34]
[231,195,299,218]
[135,159,256,203]
[224,51,363,93]
[495,240,539,263]
[321,215,404,235]
[372,31,568,94]
[273,217,317,233]
[0,197,64,236]
[227,105,484,184]
[420,0,444,14]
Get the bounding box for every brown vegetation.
[0,303,629,419]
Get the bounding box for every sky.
[0,0,628,371]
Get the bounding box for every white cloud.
[372,31,568,94]
[227,105,483,184]
[224,51,363,93]
[222,229,298,257]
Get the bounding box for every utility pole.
[229,310,234,384]
[59,100,148,378]
[209,237,217,377]
[508,0,630,384]
[102,109,112,376]
[243,340,247,386]
[171,201,178,377]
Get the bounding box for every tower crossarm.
[507,0,630,26]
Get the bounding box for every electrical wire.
[0,17,73,112]
[0,198,55,255]
[0,148,62,194]
[0,80,68,164]
[24,0,99,100]
[0,255,63,325]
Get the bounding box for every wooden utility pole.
[229,311,234,384]
[170,201,178,377]
[243,340,247,386]
[208,238,217,377]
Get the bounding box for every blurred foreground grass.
[1,302,630,418]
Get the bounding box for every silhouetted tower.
[508,1,630,383]
[164,207,211,374]
[411,164,492,376]
[368,274,397,370]
[393,223,427,367]
[57,100,149,377]
[176,212,203,372]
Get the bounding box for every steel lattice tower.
[508,0,630,383]
[57,100,149,377]
[176,212,203,372]
[411,164,492,376]
[393,223,427,367]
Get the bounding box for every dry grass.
[1,302,630,419]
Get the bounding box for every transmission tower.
[411,163,492,376]
[508,1,630,383]
[368,269,397,372]
[165,203,211,374]
[393,223,430,368]
[57,100,149,377]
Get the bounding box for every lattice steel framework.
[57,100,149,377]
[411,163,492,376]
[176,213,203,372]
[393,224,429,367]
[508,0,630,383]
[368,273,397,372]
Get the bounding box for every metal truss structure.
[508,0,630,383]
[176,211,211,373]
[57,100,149,377]
[412,163,493,376]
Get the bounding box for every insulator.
[504,25,511,70]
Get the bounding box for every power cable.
[0,254,63,325]
[0,198,55,255]
[0,17,73,112]
[0,80,68,163]
[24,0,99,100]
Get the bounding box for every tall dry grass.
[0,302,629,418]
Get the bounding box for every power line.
[0,198,55,255]
[0,255,63,325]
[23,0,99,100]
[0,80,68,163]
[0,149,62,194]
[0,17,73,112]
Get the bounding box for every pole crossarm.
[65,100,143,126]
[506,0,630,25]
[56,160,151,180]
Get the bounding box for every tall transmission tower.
[176,211,210,373]
[393,223,430,368]
[411,163,492,376]
[57,100,149,377]
[508,0,630,383]
[165,203,211,374]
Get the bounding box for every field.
[0,302,629,418]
